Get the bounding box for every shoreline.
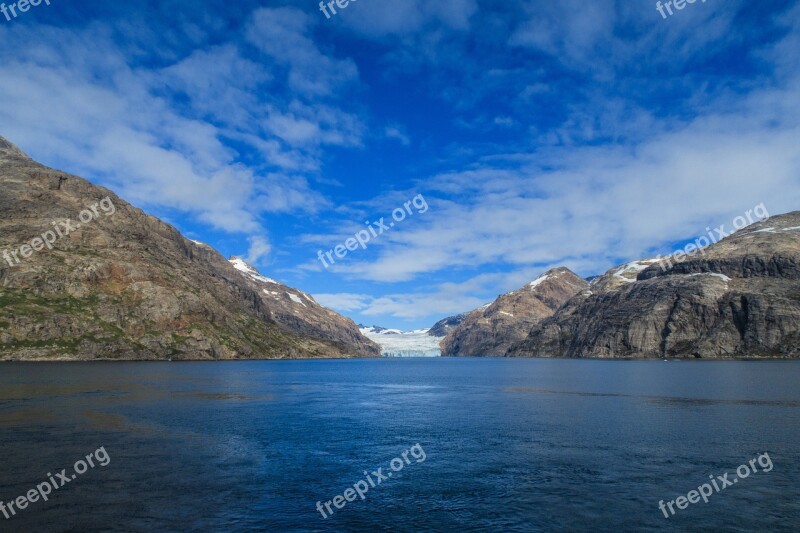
[1,355,797,363]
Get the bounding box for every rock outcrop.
[507,212,800,358]
[428,314,466,337]
[0,137,379,360]
[440,268,589,356]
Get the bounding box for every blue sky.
[1,0,799,329]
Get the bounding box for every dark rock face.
[0,137,379,360]
[428,314,466,337]
[228,258,380,358]
[440,268,589,356]
[507,212,800,358]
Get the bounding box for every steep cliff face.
[507,212,800,358]
[0,137,379,360]
[228,257,378,357]
[440,268,588,356]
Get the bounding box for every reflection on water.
[504,386,800,407]
[0,359,799,532]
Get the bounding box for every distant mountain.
[0,136,379,360]
[359,326,441,357]
[357,324,402,335]
[507,212,800,358]
[440,268,589,356]
[428,314,467,337]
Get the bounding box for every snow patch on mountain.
[613,259,660,283]
[229,257,279,285]
[528,273,551,289]
[287,293,307,307]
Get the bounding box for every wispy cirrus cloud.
[319,102,800,284]
[0,4,363,245]
[245,6,359,98]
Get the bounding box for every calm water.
[0,359,798,532]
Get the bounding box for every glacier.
[359,327,443,357]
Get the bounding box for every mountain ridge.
[439,212,800,359]
[506,211,800,358]
[440,267,589,356]
[0,136,379,360]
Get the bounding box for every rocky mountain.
[428,314,466,337]
[507,212,800,358]
[0,136,379,360]
[440,268,589,356]
[227,257,379,357]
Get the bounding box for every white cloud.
[384,126,411,146]
[313,293,372,313]
[508,0,747,72]
[337,0,478,39]
[245,7,359,98]
[246,236,272,265]
[313,82,800,283]
[254,173,329,214]
[0,12,358,236]
[263,102,364,148]
[315,288,485,321]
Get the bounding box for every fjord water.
[1,359,798,532]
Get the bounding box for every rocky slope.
[227,257,379,357]
[440,268,589,356]
[0,137,379,360]
[507,212,800,358]
[428,314,466,337]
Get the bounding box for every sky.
[0,0,799,329]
